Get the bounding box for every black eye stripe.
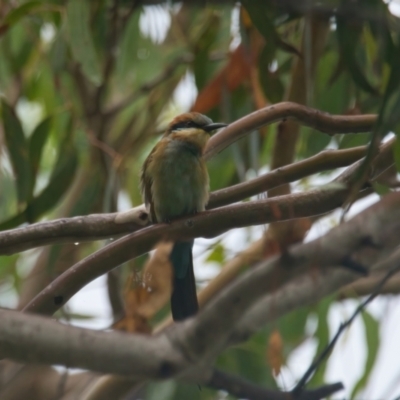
[171,120,201,130]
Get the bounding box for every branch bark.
[204,102,376,159]
[22,137,394,317]
[0,193,399,384]
[0,145,368,255]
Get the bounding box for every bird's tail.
[169,240,198,321]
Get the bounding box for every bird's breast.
[148,139,209,222]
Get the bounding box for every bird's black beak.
[203,122,228,133]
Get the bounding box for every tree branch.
[0,194,398,384]
[208,144,367,208]
[23,184,355,316]
[174,193,400,365]
[104,54,192,118]
[0,144,369,255]
[21,136,394,318]
[338,273,400,299]
[230,234,400,347]
[208,368,343,400]
[204,102,376,159]
[293,260,400,394]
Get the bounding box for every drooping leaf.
[350,311,380,399]
[28,117,52,192]
[66,0,102,85]
[191,10,221,89]
[1,100,33,206]
[50,32,68,73]
[0,116,77,230]
[336,12,378,96]
[259,45,284,104]
[116,10,141,81]
[308,297,332,387]
[241,0,301,57]
[0,1,42,36]
[26,139,78,222]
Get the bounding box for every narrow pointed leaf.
[0,1,42,35]
[29,117,52,193]
[350,311,380,399]
[26,142,78,222]
[1,101,33,206]
[66,0,102,85]
[336,16,378,95]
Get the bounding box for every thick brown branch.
[22,139,394,317]
[23,185,353,316]
[0,194,398,384]
[0,207,148,256]
[208,145,367,208]
[0,145,369,255]
[205,102,376,159]
[175,193,400,365]
[338,273,400,298]
[231,239,400,346]
[0,309,184,378]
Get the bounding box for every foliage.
[0,0,399,399]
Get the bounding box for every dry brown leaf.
[137,242,173,318]
[267,329,284,377]
[191,44,253,113]
[113,242,173,333]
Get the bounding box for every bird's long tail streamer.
[170,240,198,321]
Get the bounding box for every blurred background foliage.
[0,0,400,399]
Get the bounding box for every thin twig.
[208,368,343,400]
[293,262,400,394]
[104,54,192,118]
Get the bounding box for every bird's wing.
[140,150,157,222]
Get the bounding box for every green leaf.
[279,306,309,345]
[350,311,380,399]
[394,134,400,172]
[206,243,225,264]
[0,118,77,230]
[0,1,42,32]
[241,0,301,57]
[259,46,284,104]
[29,117,52,192]
[299,127,332,158]
[339,133,371,149]
[336,15,378,95]
[308,297,332,387]
[146,381,177,400]
[1,100,33,206]
[372,182,390,196]
[50,32,68,73]
[116,10,141,81]
[191,11,221,89]
[26,140,78,221]
[66,0,102,85]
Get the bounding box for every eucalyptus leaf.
[350,311,380,399]
[66,0,102,85]
[1,100,33,206]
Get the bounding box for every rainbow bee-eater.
[140,112,227,321]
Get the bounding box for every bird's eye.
[171,121,199,131]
